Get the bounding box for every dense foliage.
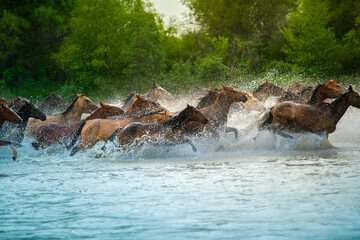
[1,0,359,101]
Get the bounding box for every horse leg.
[268,126,293,139]
[225,127,238,139]
[32,141,41,150]
[0,140,17,161]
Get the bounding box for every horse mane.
[122,92,136,105]
[61,96,79,116]
[196,88,221,109]
[329,90,348,112]
[163,106,191,130]
[308,84,321,104]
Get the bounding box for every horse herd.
[1,80,359,161]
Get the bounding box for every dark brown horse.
[32,102,124,149]
[185,85,248,139]
[26,94,98,138]
[38,92,69,115]
[112,105,208,152]
[0,104,22,160]
[259,86,360,136]
[0,97,46,144]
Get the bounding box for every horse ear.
[100,101,105,107]
[349,85,353,91]
[328,80,334,83]
[77,93,81,97]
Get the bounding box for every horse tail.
[67,121,86,149]
[106,128,122,143]
[259,108,274,130]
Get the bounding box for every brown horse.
[253,81,300,102]
[122,94,166,117]
[0,97,46,144]
[38,92,69,115]
[113,105,208,152]
[26,94,98,138]
[69,110,174,155]
[307,81,346,105]
[146,83,174,102]
[0,97,11,106]
[0,104,22,160]
[32,102,124,149]
[256,81,347,130]
[197,88,264,112]
[185,85,248,139]
[259,86,360,136]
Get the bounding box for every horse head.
[146,83,174,101]
[1,104,22,124]
[347,85,360,108]
[10,97,46,121]
[325,80,347,94]
[76,94,98,113]
[125,94,165,116]
[221,85,248,103]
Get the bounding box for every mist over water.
[1,95,360,239]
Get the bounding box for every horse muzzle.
[241,95,248,102]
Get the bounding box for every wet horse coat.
[33,102,124,149]
[259,86,360,135]
[114,105,208,152]
[0,104,22,160]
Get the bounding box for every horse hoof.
[12,156,16,161]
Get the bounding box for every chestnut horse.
[0,104,22,160]
[69,110,174,156]
[121,94,166,117]
[26,94,98,138]
[0,97,11,106]
[0,97,46,144]
[113,105,208,152]
[259,86,360,136]
[38,92,69,115]
[32,102,124,149]
[186,85,248,139]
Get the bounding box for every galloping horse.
[32,102,124,149]
[256,81,347,130]
[259,86,360,136]
[253,81,300,102]
[146,83,174,102]
[186,85,248,139]
[26,94,98,138]
[69,110,174,155]
[0,104,22,160]
[197,88,264,112]
[113,105,208,152]
[0,97,46,144]
[38,92,69,115]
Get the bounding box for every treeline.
[1,0,359,100]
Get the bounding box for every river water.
[1,106,360,239]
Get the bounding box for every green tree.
[280,0,338,73]
[56,0,165,95]
[0,0,73,96]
